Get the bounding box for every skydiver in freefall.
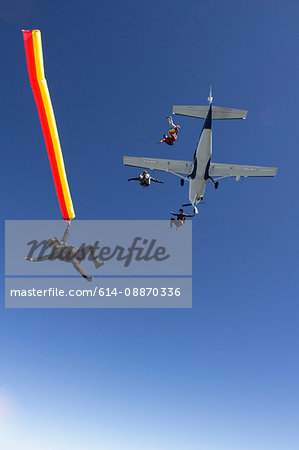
[158,116,181,146]
[25,221,104,282]
[128,170,164,187]
[168,209,195,230]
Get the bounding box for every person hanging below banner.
[25,221,104,281]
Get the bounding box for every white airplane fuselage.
[123,96,278,211]
[188,105,212,208]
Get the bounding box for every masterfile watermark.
[6,220,192,276]
[5,220,192,308]
[6,278,192,308]
[26,237,170,267]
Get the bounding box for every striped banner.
[23,29,75,221]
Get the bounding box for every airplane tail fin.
[173,105,247,120]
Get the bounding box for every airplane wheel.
[215,182,219,189]
[180,179,184,186]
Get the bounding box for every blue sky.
[1,0,299,449]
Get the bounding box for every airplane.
[123,90,278,213]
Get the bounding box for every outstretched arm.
[128,178,140,181]
[25,255,51,262]
[61,220,71,244]
[151,178,164,184]
[185,214,195,218]
[170,212,178,217]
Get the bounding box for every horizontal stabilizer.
[209,163,277,178]
[173,105,248,120]
[123,156,193,175]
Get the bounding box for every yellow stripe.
[31,30,75,219]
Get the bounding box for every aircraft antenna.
[207,85,213,104]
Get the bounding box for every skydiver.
[168,209,195,230]
[158,116,181,146]
[128,170,164,187]
[25,221,104,282]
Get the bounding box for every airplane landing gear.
[209,176,219,190]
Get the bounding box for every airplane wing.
[173,105,248,120]
[123,156,193,175]
[209,163,278,178]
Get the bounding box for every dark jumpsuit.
[128,174,163,187]
[169,212,194,229]
[26,222,104,281]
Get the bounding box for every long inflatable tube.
[23,29,75,220]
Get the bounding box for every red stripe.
[23,31,70,220]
